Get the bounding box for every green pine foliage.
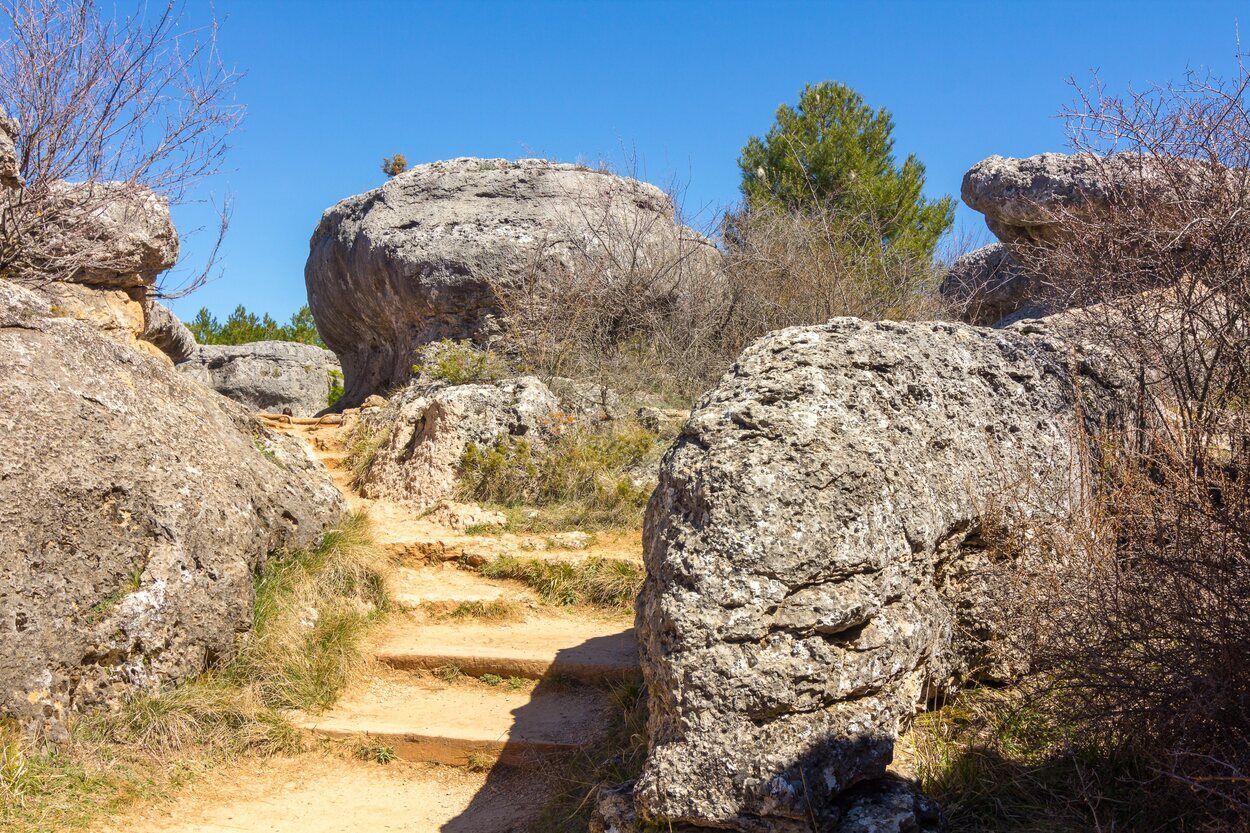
[737,81,954,260]
[187,304,326,348]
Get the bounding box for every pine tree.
[738,82,953,259]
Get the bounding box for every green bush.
[412,339,512,386]
[326,369,344,407]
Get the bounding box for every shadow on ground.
[442,631,640,833]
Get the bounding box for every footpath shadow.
[441,630,639,833]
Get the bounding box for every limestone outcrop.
[0,279,345,736]
[939,242,1037,326]
[357,375,559,511]
[946,152,1164,325]
[178,340,342,415]
[304,158,719,407]
[634,317,1125,831]
[142,300,198,363]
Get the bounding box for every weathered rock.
[947,152,1178,324]
[45,180,179,289]
[0,279,345,736]
[141,300,197,363]
[961,152,1118,247]
[177,340,342,416]
[359,375,559,511]
[305,157,719,407]
[0,108,21,188]
[939,243,1040,326]
[550,377,623,421]
[636,406,688,435]
[635,317,1125,830]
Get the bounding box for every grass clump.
[228,511,390,711]
[911,687,1170,833]
[434,664,463,683]
[480,555,642,609]
[413,339,511,385]
[344,422,391,487]
[458,418,668,532]
[421,599,522,622]
[354,740,397,765]
[0,512,389,833]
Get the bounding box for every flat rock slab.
[299,676,609,765]
[377,614,639,682]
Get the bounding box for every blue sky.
[166,0,1250,322]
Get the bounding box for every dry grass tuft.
[420,599,524,622]
[458,418,668,533]
[479,555,643,609]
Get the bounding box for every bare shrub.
[0,0,242,295]
[492,168,951,405]
[985,61,1250,829]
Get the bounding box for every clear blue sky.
[166,0,1250,322]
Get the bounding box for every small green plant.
[479,674,503,686]
[344,422,391,486]
[251,435,279,463]
[412,339,512,386]
[505,676,529,691]
[434,663,463,683]
[480,555,643,609]
[465,752,495,773]
[326,369,344,407]
[354,740,397,765]
[381,153,408,177]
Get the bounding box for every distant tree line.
[187,304,325,348]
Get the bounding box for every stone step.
[375,614,639,682]
[298,677,610,766]
[389,564,536,608]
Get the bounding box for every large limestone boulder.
[634,317,1125,831]
[305,158,719,407]
[358,375,559,511]
[0,279,346,736]
[960,152,1116,247]
[178,340,342,416]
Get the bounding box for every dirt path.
[114,414,640,833]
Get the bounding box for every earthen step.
[383,537,642,567]
[299,677,610,766]
[389,564,536,608]
[375,615,639,682]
